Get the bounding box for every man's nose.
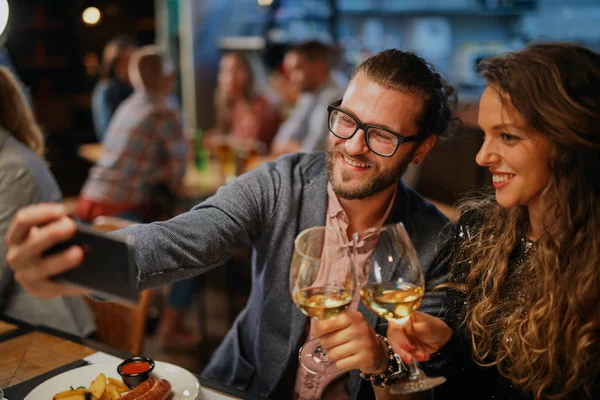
[345,129,369,155]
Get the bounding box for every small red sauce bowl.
[117,356,155,388]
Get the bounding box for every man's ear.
[412,135,436,164]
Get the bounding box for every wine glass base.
[298,341,342,376]
[390,376,447,394]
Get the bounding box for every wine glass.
[290,226,356,375]
[353,223,446,394]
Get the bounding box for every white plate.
[25,361,201,400]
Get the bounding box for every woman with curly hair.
[386,42,600,399]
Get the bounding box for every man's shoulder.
[397,183,450,231]
[252,152,326,188]
[271,152,325,174]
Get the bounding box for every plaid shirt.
[81,92,188,206]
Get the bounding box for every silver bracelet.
[359,334,407,387]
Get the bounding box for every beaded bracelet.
[359,334,407,387]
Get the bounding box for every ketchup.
[121,361,152,374]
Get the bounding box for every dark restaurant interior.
[0,0,599,397]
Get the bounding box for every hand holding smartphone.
[43,224,139,305]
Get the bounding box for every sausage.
[119,377,157,400]
[133,379,172,400]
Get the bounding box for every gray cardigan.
[118,152,451,399]
[0,128,95,337]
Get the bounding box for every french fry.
[104,384,121,400]
[56,394,93,400]
[97,391,111,400]
[53,389,88,400]
[86,373,107,400]
[107,377,129,393]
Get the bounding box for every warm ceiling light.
[0,0,9,37]
[257,0,273,5]
[82,7,101,26]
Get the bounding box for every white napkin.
[83,352,123,364]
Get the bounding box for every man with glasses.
[5,49,456,399]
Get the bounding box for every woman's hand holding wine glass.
[353,223,447,394]
[386,311,453,364]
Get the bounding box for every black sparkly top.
[423,213,535,400]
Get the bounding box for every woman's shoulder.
[454,197,502,241]
[0,134,61,203]
[452,209,486,247]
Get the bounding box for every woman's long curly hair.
[452,43,600,399]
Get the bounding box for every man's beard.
[326,142,416,200]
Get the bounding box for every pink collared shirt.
[293,183,397,399]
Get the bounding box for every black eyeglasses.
[327,100,424,157]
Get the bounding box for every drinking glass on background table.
[213,135,237,182]
[212,135,267,182]
[353,223,446,394]
[290,226,356,375]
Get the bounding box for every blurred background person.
[76,45,187,223]
[271,41,345,155]
[0,66,95,337]
[91,35,137,142]
[77,45,201,349]
[206,52,282,152]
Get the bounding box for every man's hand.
[386,311,453,364]
[5,203,85,298]
[312,310,388,374]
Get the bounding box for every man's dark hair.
[288,40,330,65]
[353,49,458,139]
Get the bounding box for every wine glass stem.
[407,359,424,381]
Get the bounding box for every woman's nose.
[475,137,500,167]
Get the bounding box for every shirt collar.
[327,182,346,219]
[326,181,398,229]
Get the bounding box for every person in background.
[79,46,200,348]
[387,42,600,399]
[0,66,95,337]
[77,45,187,222]
[92,35,136,142]
[207,52,282,151]
[271,41,345,155]
[5,49,456,399]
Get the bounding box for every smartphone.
[43,224,139,305]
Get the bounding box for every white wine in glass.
[354,223,446,394]
[293,286,354,320]
[360,281,424,325]
[290,226,356,375]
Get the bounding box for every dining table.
[77,143,224,201]
[76,143,275,203]
[0,316,267,400]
